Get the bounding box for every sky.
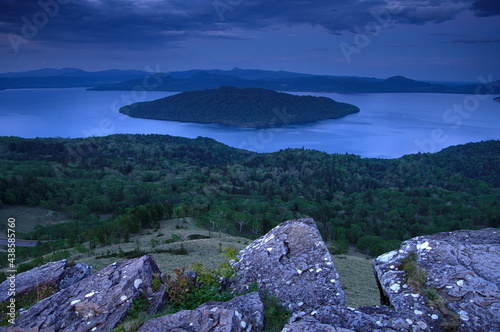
[0,0,499,82]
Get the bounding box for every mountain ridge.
[2,68,499,94]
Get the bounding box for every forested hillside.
[119,86,359,127]
[0,135,498,261]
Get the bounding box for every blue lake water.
[0,88,498,158]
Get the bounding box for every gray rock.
[138,291,264,332]
[282,317,354,332]
[309,305,431,332]
[373,228,500,331]
[231,218,345,313]
[0,259,91,303]
[58,263,92,289]
[9,254,165,332]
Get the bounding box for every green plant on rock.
[127,294,150,321]
[261,289,290,332]
[191,262,217,286]
[112,294,152,332]
[399,252,426,292]
[216,246,239,280]
[399,252,460,332]
[0,284,57,326]
[152,277,161,292]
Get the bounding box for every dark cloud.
[449,37,500,44]
[0,0,496,50]
[470,0,500,17]
[430,33,469,37]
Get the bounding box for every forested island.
[0,135,498,269]
[119,86,360,128]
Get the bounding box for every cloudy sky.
[0,0,498,81]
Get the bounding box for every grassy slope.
[2,210,379,308]
[74,218,250,274]
[0,206,73,234]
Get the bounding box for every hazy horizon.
[0,66,485,85]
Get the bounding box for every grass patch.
[332,252,380,307]
[0,206,72,234]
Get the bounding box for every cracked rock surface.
[231,218,345,313]
[6,254,163,332]
[373,228,500,331]
[0,259,91,303]
[137,292,264,332]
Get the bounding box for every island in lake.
[119,86,360,128]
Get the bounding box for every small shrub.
[328,241,349,255]
[187,234,210,240]
[261,290,290,332]
[112,295,150,332]
[152,277,161,292]
[165,268,195,308]
[127,294,150,320]
[155,244,188,255]
[75,243,88,254]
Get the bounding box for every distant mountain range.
[1,67,499,94]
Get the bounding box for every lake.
[0,88,498,158]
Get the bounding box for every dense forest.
[119,86,359,128]
[0,135,498,261]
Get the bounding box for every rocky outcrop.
[138,292,264,332]
[2,222,498,332]
[231,218,345,313]
[8,254,164,332]
[282,317,354,332]
[373,228,500,331]
[0,259,91,303]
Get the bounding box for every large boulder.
[7,254,165,332]
[138,291,264,332]
[0,259,91,303]
[373,228,500,331]
[231,218,345,313]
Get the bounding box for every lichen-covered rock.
[0,259,91,303]
[307,305,434,332]
[8,254,165,332]
[231,218,345,313]
[373,228,500,331]
[138,292,264,332]
[282,317,354,332]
